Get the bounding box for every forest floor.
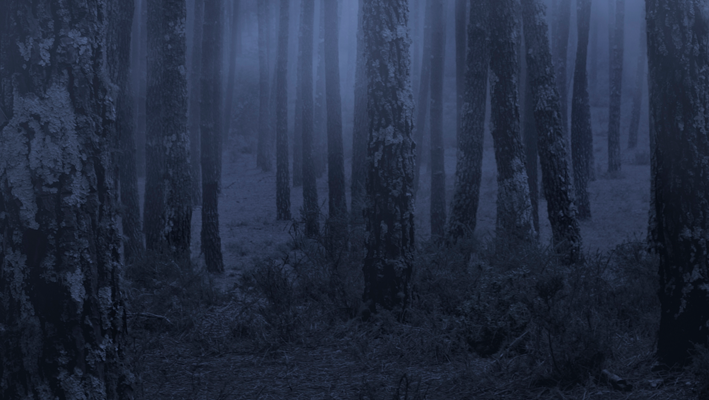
[125,106,707,399]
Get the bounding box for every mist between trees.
[1,0,708,398]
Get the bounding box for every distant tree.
[361,0,415,318]
[607,0,624,173]
[324,0,348,243]
[293,30,304,188]
[646,0,709,367]
[520,0,582,263]
[275,0,291,220]
[447,0,489,241]
[571,0,593,220]
[429,0,446,238]
[627,9,646,150]
[257,0,272,171]
[313,1,328,178]
[300,0,319,237]
[413,0,433,195]
[134,0,148,178]
[489,0,536,243]
[223,0,241,144]
[0,0,133,396]
[188,0,204,205]
[552,0,571,136]
[144,0,193,264]
[350,0,368,227]
[201,0,225,273]
[108,0,143,264]
[455,0,467,138]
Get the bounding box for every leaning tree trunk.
[607,0,624,173]
[108,0,144,264]
[350,0,368,227]
[188,0,204,205]
[0,1,133,397]
[447,0,489,242]
[201,0,225,273]
[520,0,582,263]
[275,0,291,220]
[413,0,433,195]
[646,0,709,368]
[429,0,447,238]
[300,0,319,237]
[627,11,646,150]
[361,0,416,319]
[144,0,193,265]
[488,0,536,244]
[257,0,272,172]
[324,0,348,244]
[571,0,593,220]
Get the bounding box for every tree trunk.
[361,0,415,319]
[607,0,624,173]
[351,0,368,227]
[489,0,536,244]
[223,0,241,142]
[144,0,193,264]
[188,0,204,205]
[521,37,540,233]
[0,1,133,397]
[314,1,327,178]
[553,0,572,136]
[447,0,489,242]
[520,0,582,263]
[627,11,646,150]
[455,0,467,140]
[276,0,292,220]
[571,0,593,220]
[413,0,433,195]
[135,0,148,178]
[324,0,348,244]
[300,0,319,237]
[257,0,272,171]
[201,0,225,273]
[293,34,304,188]
[646,0,709,367]
[429,0,446,238]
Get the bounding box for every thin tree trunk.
[0,1,133,396]
[293,26,304,188]
[188,0,204,205]
[607,0,623,173]
[429,0,446,238]
[276,0,291,220]
[257,0,272,171]
[413,0,433,195]
[300,0,319,237]
[314,0,327,178]
[489,0,537,244]
[571,0,593,220]
[324,0,348,243]
[351,0,368,226]
[520,0,582,263]
[361,0,415,319]
[201,0,225,273]
[223,0,241,142]
[627,11,646,149]
[447,0,489,242]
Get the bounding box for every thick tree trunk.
[144,0,192,264]
[447,0,489,242]
[324,0,348,243]
[607,0,624,173]
[351,0,368,227]
[362,0,415,319]
[0,1,133,397]
[489,0,536,244]
[300,0,319,237]
[201,0,225,273]
[188,0,204,205]
[521,39,540,233]
[520,0,582,263]
[276,0,292,220]
[257,0,272,172]
[646,0,709,367]
[413,0,433,195]
[553,0,572,136]
[429,0,446,238]
[571,0,593,220]
[627,12,646,150]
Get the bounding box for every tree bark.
[362,0,415,319]
[257,0,273,172]
[553,0,572,137]
[646,0,709,367]
[276,0,291,220]
[0,1,133,397]
[144,0,193,264]
[429,0,446,238]
[607,0,624,173]
[201,0,225,273]
[300,0,319,237]
[413,0,433,195]
[324,0,348,244]
[627,11,646,150]
[571,0,593,220]
[521,37,540,233]
[447,0,489,242]
[455,0,467,141]
[351,0,368,228]
[188,0,204,205]
[520,0,582,263]
[489,0,537,244]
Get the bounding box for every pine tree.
[0,1,133,396]
[362,0,416,318]
[275,0,291,220]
